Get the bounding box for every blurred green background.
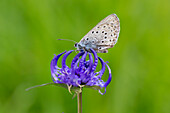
[0,0,170,113]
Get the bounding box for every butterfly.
[74,14,120,53]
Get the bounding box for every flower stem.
[77,92,82,113]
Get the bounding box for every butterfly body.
[75,14,120,53]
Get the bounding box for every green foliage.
[0,0,170,113]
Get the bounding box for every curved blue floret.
[50,49,112,95]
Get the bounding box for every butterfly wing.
[79,14,120,53]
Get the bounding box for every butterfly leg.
[96,49,108,53]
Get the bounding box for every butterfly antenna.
[57,39,78,53]
[57,39,77,43]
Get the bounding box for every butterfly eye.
[102,41,104,43]
[104,36,107,39]
[98,47,101,49]
[86,38,89,40]
[92,31,94,34]
[105,33,107,35]
[96,31,98,33]
[74,43,78,47]
[102,31,104,33]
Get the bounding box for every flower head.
[50,49,112,95]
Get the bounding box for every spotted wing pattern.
[79,14,120,53]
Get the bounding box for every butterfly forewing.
[79,14,120,53]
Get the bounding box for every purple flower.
[50,49,112,95]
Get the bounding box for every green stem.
[77,92,82,113]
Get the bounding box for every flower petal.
[81,53,93,82]
[99,88,107,95]
[103,63,112,87]
[62,50,74,71]
[97,57,106,79]
[87,53,94,72]
[51,51,66,83]
[99,63,112,95]
[90,48,98,73]
[71,52,84,74]
[78,52,87,72]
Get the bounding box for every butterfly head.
[74,42,82,50]
[74,43,78,48]
[74,42,94,53]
